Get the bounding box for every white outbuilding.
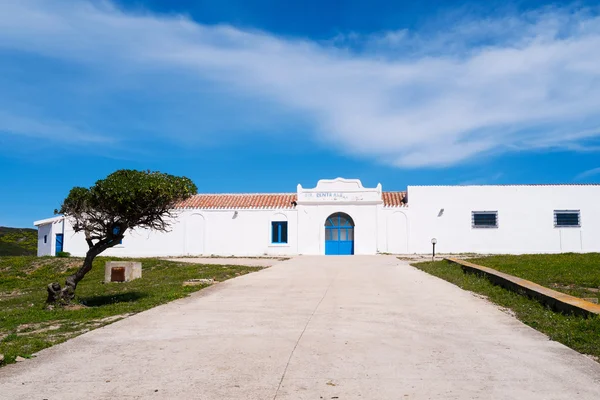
[34,178,600,257]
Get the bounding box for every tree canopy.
[47,169,197,305]
[57,169,197,247]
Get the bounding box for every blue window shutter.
[271,222,278,243]
[281,222,288,243]
[271,221,288,243]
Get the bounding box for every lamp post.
[431,238,437,261]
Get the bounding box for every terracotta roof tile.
[176,191,408,209]
[176,193,298,209]
[382,191,408,207]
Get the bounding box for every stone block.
[105,262,142,283]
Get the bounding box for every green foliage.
[413,258,600,360]
[56,169,197,243]
[56,252,71,258]
[0,227,37,256]
[0,256,260,366]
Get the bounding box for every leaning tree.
[47,169,197,305]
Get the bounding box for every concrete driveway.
[1,256,599,399]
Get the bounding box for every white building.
[34,178,600,257]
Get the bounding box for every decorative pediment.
[297,178,383,204]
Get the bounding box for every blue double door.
[325,213,355,255]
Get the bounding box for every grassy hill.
[0,227,37,256]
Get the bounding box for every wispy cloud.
[458,172,504,186]
[0,1,599,167]
[0,112,112,144]
[575,167,600,180]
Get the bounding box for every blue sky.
[1,0,600,228]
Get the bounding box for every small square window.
[271,221,288,244]
[472,211,498,228]
[554,210,580,227]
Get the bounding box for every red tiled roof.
[382,191,407,207]
[176,191,408,209]
[176,193,298,209]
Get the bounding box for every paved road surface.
[1,256,599,399]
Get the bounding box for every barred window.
[472,211,498,228]
[554,210,580,227]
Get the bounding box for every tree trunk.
[46,241,114,306]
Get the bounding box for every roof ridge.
[191,191,407,195]
[191,192,296,196]
[176,191,407,209]
[408,184,600,187]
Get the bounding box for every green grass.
[412,258,600,361]
[0,256,261,366]
[0,227,37,256]
[467,253,600,300]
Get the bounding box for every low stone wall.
[445,258,600,318]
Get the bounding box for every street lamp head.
[431,238,437,245]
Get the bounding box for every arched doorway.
[325,212,354,255]
[185,214,205,255]
[387,212,408,254]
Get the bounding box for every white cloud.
[0,1,599,167]
[458,172,504,186]
[0,112,112,144]
[575,167,600,180]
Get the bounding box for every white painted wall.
[407,185,600,254]
[185,213,205,255]
[297,204,379,255]
[34,180,600,257]
[296,178,384,255]
[195,209,298,256]
[35,217,64,256]
[385,211,409,254]
[38,209,299,258]
[37,223,53,256]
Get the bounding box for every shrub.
[56,251,71,258]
